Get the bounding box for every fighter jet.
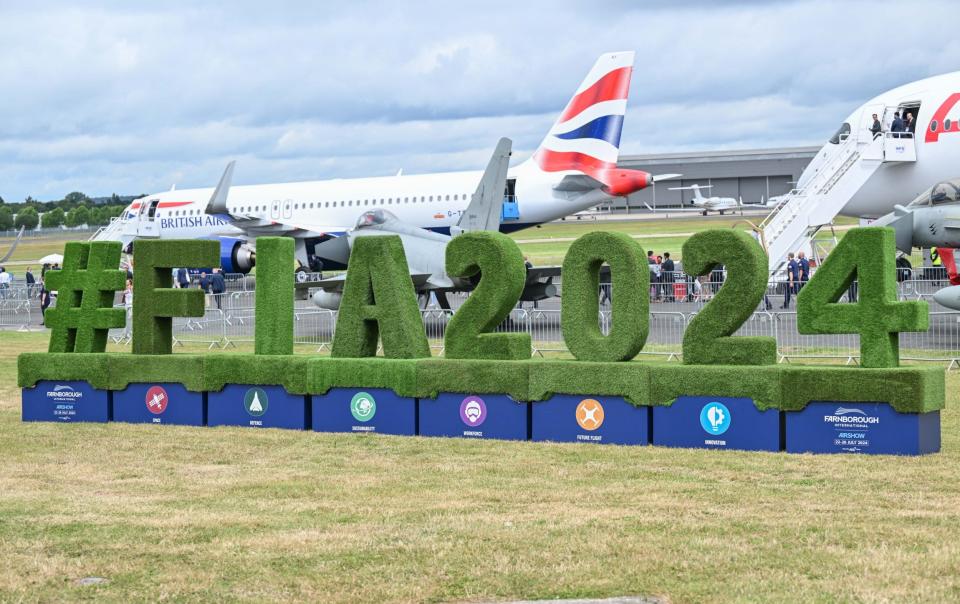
[301,138,558,310]
[873,179,960,309]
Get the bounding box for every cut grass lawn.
[1,331,959,602]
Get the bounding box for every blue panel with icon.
[785,402,940,455]
[531,395,648,445]
[22,381,110,423]
[113,382,204,426]
[207,384,309,430]
[652,396,780,451]
[313,388,416,436]
[419,393,527,440]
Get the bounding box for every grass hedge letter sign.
[18,228,944,456]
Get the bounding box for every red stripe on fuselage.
[128,201,194,210]
[925,92,960,143]
[556,67,632,125]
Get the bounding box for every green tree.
[41,207,65,228]
[64,191,90,206]
[14,206,39,230]
[0,207,13,231]
[89,206,109,226]
[66,205,90,227]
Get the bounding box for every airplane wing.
[204,161,351,237]
[0,226,25,263]
[296,272,434,292]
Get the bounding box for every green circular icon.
[350,392,376,422]
[244,387,268,417]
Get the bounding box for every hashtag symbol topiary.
[44,241,127,353]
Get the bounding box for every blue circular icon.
[700,401,731,435]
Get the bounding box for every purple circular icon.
[459,395,487,427]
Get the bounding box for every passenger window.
[931,120,938,132]
[946,119,952,131]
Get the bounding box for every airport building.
[616,146,819,210]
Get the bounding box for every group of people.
[780,251,810,308]
[870,110,917,139]
[0,264,59,322]
[173,267,227,309]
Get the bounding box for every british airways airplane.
[93,52,669,273]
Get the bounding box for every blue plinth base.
[419,393,527,440]
[113,383,205,426]
[208,385,310,430]
[531,395,648,445]
[22,381,110,423]
[652,396,780,451]
[313,388,416,435]
[785,402,940,455]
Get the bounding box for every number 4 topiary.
[797,227,928,368]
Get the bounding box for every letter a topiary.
[132,239,220,355]
[444,231,530,360]
[331,235,430,359]
[561,231,648,361]
[797,227,928,368]
[254,237,294,355]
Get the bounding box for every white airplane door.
[138,199,160,238]
[271,200,281,220]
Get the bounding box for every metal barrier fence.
[7,283,960,367]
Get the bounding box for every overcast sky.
[0,0,957,201]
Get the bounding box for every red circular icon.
[145,386,168,414]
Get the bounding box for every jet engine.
[218,238,256,274]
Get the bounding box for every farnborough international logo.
[700,401,731,435]
[823,407,880,424]
[350,392,377,422]
[46,384,83,402]
[145,385,168,414]
[244,387,268,417]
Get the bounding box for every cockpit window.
[907,180,960,208]
[354,209,398,229]
[828,122,851,144]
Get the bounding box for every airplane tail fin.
[455,138,512,233]
[524,52,651,197]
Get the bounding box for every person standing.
[798,251,811,288]
[890,111,904,138]
[869,113,882,139]
[122,278,133,338]
[198,271,212,308]
[177,267,190,289]
[211,268,226,310]
[25,266,35,298]
[905,112,916,136]
[0,267,10,299]
[661,252,675,302]
[783,253,799,308]
[39,285,51,325]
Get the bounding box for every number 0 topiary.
[560,231,648,362]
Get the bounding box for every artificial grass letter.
[561,231,648,361]
[331,235,429,359]
[797,227,928,368]
[682,229,775,365]
[132,239,220,355]
[444,231,530,360]
[254,237,294,355]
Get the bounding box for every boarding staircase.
[757,128,916,271]
[90,215,128,243]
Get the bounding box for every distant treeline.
[0,191,145,231]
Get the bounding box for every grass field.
[1,331,959,602]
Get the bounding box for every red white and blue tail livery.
[528,51,651,196]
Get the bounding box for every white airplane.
[94,51,675,273]
[667,184,743,215]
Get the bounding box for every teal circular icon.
[700,401,730,435]
[244,387,268,417]
[350,392,376,422]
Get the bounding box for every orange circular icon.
[576,399,604,431]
